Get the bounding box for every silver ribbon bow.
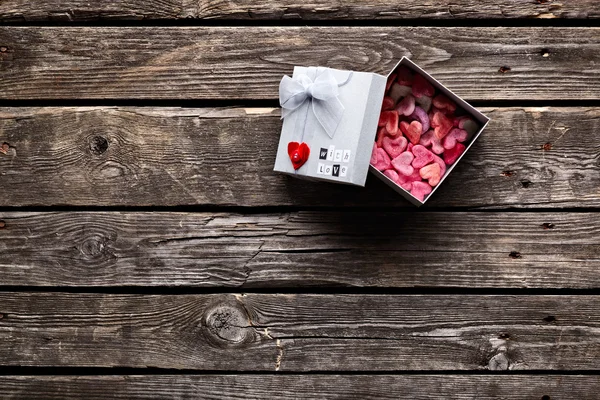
[279,68,347,139]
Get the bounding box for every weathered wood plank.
[0,212,599,288]
[1,375,598,399]
[0,107,598,208]
[0,293,598,370]
[2,1,598,21]
[1,27,598,100]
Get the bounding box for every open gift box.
[273,57,490,206]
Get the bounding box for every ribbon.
[279,68,349,139]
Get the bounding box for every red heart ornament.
[288,142,310,170]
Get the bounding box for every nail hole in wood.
[520,179,532,188]
[498,332,510,340]
[541,142,552,151]
[542,223,555,230]
[509,251,522,259]
[542,395,551,400]
[541,48,550,57]
[543,315,556,323]
[499,66,511,73]
[0,220,5,229]
[500,170,515,177]
[0,46,7,53]
[89,136,109,155]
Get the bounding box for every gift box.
[274,57,490,206]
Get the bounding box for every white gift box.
[274,57,490,206]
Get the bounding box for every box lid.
[274,66,387,186]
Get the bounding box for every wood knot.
[202,300,255,348]
[78,236,109,259]
[89,136,109,155]
[488,352,510,370]
[0,220,5,229]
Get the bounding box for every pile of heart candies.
[370,66,479,201]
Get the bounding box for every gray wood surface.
[1,211,599,288]
[1,27,599,100]
[2,1,598,21]
[0,107,597,208]
[0,293,598,371]
[1,375,598,399]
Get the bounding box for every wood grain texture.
[0,107,598,208]
[1,211,599,288]
[1,27,599,100]
[0,293,599,371]
[1,0,598,21]
[1,375,599,399]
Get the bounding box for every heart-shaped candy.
[408,106,430,133]
[389,83,412,103]
[383,169,401,185]
[382,135,408,159]
[420,163,442,186]
[411,74,435,98]
[400,120,422,145]
[432,94,457,113]
[455,116,479,137]
[443,142,466,165]
[411,144,435,169]
[385,110,400,136]
[443,128,468,150]
[396,66,414,86]
[420,129,444,155]
[396,94,415,117]
[431,111,453,139]
[371,146,392,171]
[287,142,310,170]
[376,127,387,147]
[407,143,414,152]
[397,169,422,191]
[391,151,415,176]
[381,96,395,111]
[432,153,447,176]
[411,181,432,202]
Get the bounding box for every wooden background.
[1,1,600,399]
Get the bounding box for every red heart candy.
[443,128,468,150]
[432,153,447,176]
[412,74,435,98]
[382,135,408,159]
[432,94,457,113]
[397,169,422,191]
[411,181,432,202]
[381,96,395,111]
[287,142,310,170]
[371,146,392,171]
[391,151,415,176]
[385,110,400,136]
[411,144,435,169]
[396,94,415,116]
[376,127,387,148]
[443,142,466,165]
[420,129,444,155]
[396,66,414,86]
[431,111,453,139]
[420,163,442,186]
[400,120,422,145]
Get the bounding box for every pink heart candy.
[420,129,444,155]
[411,144,435,169]
[400,120,422,145]
[382,135,408,159]
[371,147,392,171]
[391,151,415,176]
[432,94,457,113]
[396,66,414,86]
[396,169,422,191]
[370,143,379,164]
[443,142,466,165]
[420,163,442,187]
[396,94,415,117]
[408,106,430,133]
[407,143,414,152]
[411,74,435,98]
[383,169,400,184]
[443,128,468,150]
[411,181,432,202]
[432,153,447,177]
